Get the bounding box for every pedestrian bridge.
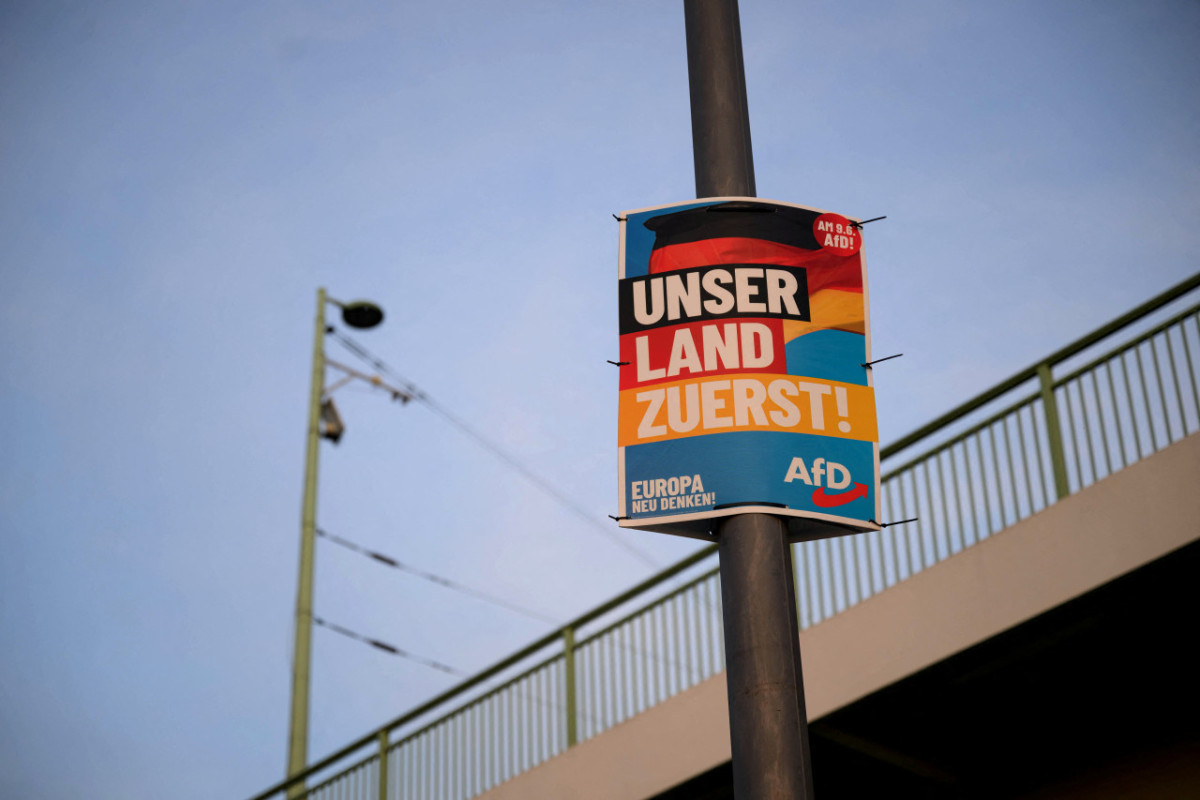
[248,275,1200,800]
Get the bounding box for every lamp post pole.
[284,289,384,795]
[684,1,816,797]
[286,287,327,796]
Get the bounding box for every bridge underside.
[478,434,1200,800]
[658,537,1200,800]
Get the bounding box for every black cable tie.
[862,353,903,368]
[607,360,630,366]
[870,516,919,529]
[608,515,630,521]
[612,214,626,222]
[369,639,399,654]
[850,215,887,229]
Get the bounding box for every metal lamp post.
[684,1,815,797]
[286,288,385,797]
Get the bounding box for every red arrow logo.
[812,483,868,508]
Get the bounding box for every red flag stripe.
[648,237,862,294]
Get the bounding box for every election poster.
[616,198,881,541]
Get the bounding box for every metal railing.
[249,273,1200,800]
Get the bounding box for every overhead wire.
[326,327,661,570]
[313,616,464,676]
[317,528,559,625]
[315,563,701,724]
[319,529,712,678]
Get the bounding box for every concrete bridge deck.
[479,433,1200,799]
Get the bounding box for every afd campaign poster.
[616,198,881,541]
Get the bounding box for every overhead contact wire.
[328,329,661,569]
[313,616,464,676]
[317,528,559,625]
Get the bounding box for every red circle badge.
[813,213,861,256]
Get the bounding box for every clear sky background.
[1,1,1197,798]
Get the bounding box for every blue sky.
[1,2,1197,797]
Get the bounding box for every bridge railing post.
[1038,363,1071,500]
[376,729,388,800]
[563,626,578,748]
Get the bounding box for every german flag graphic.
[642,201,864,343]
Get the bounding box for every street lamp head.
[340,301,384,330]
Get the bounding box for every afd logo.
[783,457,868,508]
